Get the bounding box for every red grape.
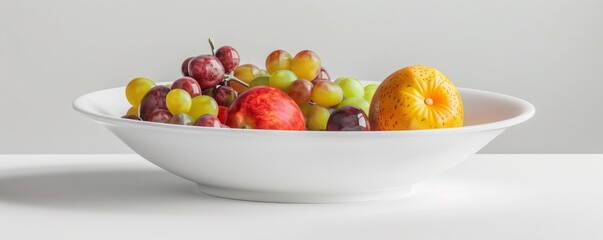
[287,79,313,105]
[168,113,193,125]
[171,77,201,97]
[326,106,370,131]
[181,57,193,77]
[188,55,225,89]
[311,78,330,86]
[202,87,216,98]
[148,109,173,123]
[194,114,221,128]
[214,85,237,107]
[139,85,170,121]
[215,46,240,73]
[313,67,331,81]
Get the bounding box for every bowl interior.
[73,81,535,133]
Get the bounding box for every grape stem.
[208,38,216,56]
[210,37,249,88]
[223,72,249,87]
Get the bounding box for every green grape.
[337,96,370,116]
[335,77,364,98]
[311,81,343,108]
[250,76,270,88]
[306,105,331,131]
[189,95,218,121]
[269,70,297,92]
[258,69,270,77]
[166,89,192,115]
[125,77,156,106]
[364,83,379,104]
[299,103,313,119]
[364,83,379,91]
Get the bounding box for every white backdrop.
[1,0,601,153]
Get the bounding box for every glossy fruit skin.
[230,64,260,93]
[171,77,201,97]
[288,79,313,105]
[269,70,297,92]
[188,55,225,89]
[226,86,305,130]
[181,57,193,77]
[337,97,370,116]
[166,89,192,115]
[306,105,330,131]
[125,77,156,106]
[369,66,464,130]
[265,50,292,74]
[214,85,237,107]
[194,114,222,128]
[311,81,343,108]
[148,109,173,123]
[290,50,321,80]
[326,106,370,131]
[168,113,193,125]
[215,46,240,73]
[121,114,141,121]
[189,95,219,121]
[336,77,364,98]
[217,106,228,124]
[250,76,270,88]
[364,83,379,104]
[139,85,170,121]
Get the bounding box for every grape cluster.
[122,39,242,128]
[122,38,379,131]
[261,49,375,131]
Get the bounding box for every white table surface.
[0,154,601,240]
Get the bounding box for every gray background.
[0,0,601,154]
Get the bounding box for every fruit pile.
[122,38,464,131]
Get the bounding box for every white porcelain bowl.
[73,82,534,203]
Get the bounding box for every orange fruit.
[369,66,463,130]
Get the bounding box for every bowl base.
[197,184,414,203]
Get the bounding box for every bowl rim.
[73,83,535,137]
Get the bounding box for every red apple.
[226,86,305,130]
